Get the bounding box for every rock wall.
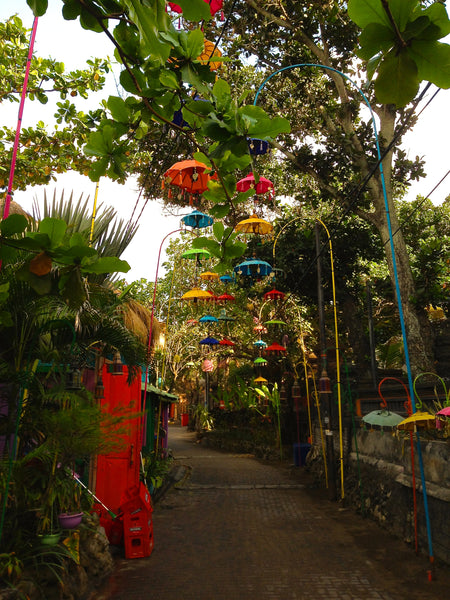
[345,430,450,564]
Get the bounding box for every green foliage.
[348,0,450,106]
[142,450,173,492]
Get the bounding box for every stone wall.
[345,430,450,564]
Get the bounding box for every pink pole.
[2,17,39,221]
[141,228,182,447]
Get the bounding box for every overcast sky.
[1,1,449,281]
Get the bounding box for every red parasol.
[263,289,285,301]
[217,293,235,303]
[265,342,287,355]
[168,1,223,16]
[219,338,235,346]
[163,159,217,204]
[236,172,274,200]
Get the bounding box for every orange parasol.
[197,40,222,71]
[163,159,217,204]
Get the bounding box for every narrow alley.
[91,425,450,600]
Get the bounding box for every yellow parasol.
[396,411,436,431]
[235,214,274,235]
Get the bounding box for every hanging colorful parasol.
[199,314,219,324]
[264,289,285,301]
[181,248,211,261]
[265,342,287,355]
[254,376,268,383]
[197,40,222,71]
[219,274,234,284]
[200,336,220,346]
[362,410,404,429]
[235,214,274,236]
[236,172,274,200]
[396,411,436,431]
[181,288,214,302]
[181,210,213,229]
[217,293,235,303]
[168,0,223,16]
[219,338,235,346]
[163,159,217,204]
[436,406,450,417]
[200,271,220,281]
[253,339,268,349]
[247,138,270,155]
[254,357,267,366]
[234,258,273,278]
[218,308,235,322]
[186,319,199,325]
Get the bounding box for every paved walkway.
[91,425,450,600]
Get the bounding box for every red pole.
[2,17,39,221]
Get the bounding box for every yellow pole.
[316,218,344,499]
[89,181,100,246]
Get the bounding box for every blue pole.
[255,63,433,560]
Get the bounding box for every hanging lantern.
[263,289,285,301]
[94,375,105,400]
[319,370,331,394]
[235,214,274,236]
[236,172,274,201]
[254,324,268,335]
[66,367,82,390]
[111,351,123,375]
[279,384,288,403]
[292,379,302,412]
[234,258,273,278]
[181,210,213,229]
[247,138,270,155]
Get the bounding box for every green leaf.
[26,0,48,17]
[357,23,395,60]
[82,256,130,274]
[375,50,419,107]
[186,28,205,60]
[209,204,230,219]
[38,217,67,247]
[107,96,130,122]
[408,40,450,89]
[159,70,180,90]
[238,106,291,137]
[62,0,81,20]
[212,79,231,113]
[53,245,98,265]
[60,267,87,308]
[213,221,224,240]
[421,2,450,38]
[122,0,171,64]
[175,0,211,22]
[347,0,391,29]
[0,214,28,237]
[193,151,212,167]
[388,0,417,32]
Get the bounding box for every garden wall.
[344,430,450,564]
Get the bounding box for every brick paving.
[91,425,450,600]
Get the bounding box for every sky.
[1,1,450,282]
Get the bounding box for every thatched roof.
[0,198,32,219]
[120,298,161,346]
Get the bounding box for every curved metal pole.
[141,228,182,446]
[316,218,344,499]
[255,63,433,560]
